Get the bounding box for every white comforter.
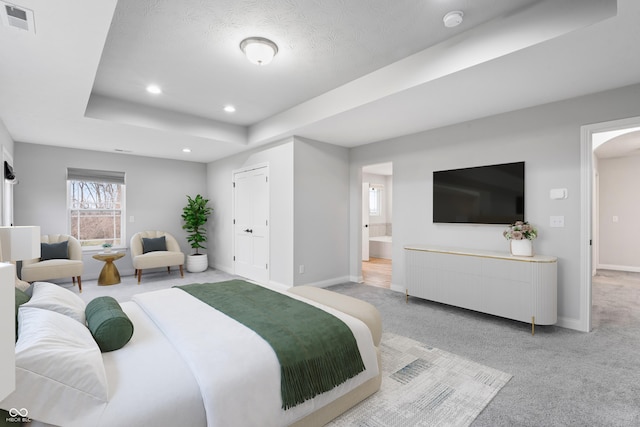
[130,287,379,427]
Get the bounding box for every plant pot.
[186,253,208,272]
[510,239,533,257]
[103,248,112,253]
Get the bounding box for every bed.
[3,280,382,426]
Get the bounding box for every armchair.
[21,234,84,292]
[130,231,184,283]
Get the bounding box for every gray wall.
[349,83,640,330]
[14,143,207,280]
[207,138,295,287]
[293,137,350,286]
[598,153,640,270]
[206,136,350,288]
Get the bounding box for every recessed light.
[146,84,162,94]
[224,105,236,113]
[182,148,191,153]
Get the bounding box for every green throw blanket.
[176,280,365,409]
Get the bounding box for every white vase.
[510,239,533,257]
[186,253,208,272]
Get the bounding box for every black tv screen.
[433,162,524,224]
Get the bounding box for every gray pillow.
[41,240,69,260]
[142,236,167,254]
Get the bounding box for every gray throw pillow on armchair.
[141,236,167,254]
[40,240,68,260]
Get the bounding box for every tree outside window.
[68,174,125,248]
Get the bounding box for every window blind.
[66,168,125,185]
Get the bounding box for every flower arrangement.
[503,221,537,240]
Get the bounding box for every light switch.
[550,188,568,200]
[129,216,135,223]
[613,216,619,223]
[550,216,565,227]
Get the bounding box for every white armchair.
[21,234,84,292]
[130,231,185,283]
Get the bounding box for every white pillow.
[22,281,86,324]
[0,307,108,426]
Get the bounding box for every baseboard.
[390,284,404,293]
[211,263,234,275]
[268,280,290,291]
[350,275,363,283]
[300,275,351,289]
[556,315,587,332]
[597,264,640,273]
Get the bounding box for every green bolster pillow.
[86,296,134,352]
[15,287,31,341]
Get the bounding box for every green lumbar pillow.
[85,296,134,352]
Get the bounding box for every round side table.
[92,252,125,286]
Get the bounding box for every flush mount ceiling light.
[223,105,236,113]
[182,148,191,153]
[240,37,278,65]
[443,11,464,28]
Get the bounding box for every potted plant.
[503,221,537,256]
[101,242,113,253]
[181,194,213,272]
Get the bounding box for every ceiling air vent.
[0,1,35,34]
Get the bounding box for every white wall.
[14,143,207,280]
[206,136,350,288]
[294,137,350,286]
[597,153,640,271]
[0,118,15,226]
[349,83,640,330]
[207,139,295,287]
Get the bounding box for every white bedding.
[22,284,379,427]
[132,287,379,427]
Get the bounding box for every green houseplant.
[181,194,213,272]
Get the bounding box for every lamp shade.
[0,226,41,262]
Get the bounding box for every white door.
[362,182,370,261]
[233,166,269,283]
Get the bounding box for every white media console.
[404,245,557,334]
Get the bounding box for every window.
[67,168,125,248]
[369,185,383,217]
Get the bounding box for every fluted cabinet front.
[405,246,557,328]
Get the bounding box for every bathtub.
[369,235,392,259]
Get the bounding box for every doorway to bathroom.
[362,162,392,288]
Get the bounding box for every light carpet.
[328,333,512,427]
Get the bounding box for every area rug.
[327,333,512,427]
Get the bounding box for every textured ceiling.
[92,0,539,125]
[1,0,637,163]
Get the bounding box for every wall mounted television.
[433,161,524,224]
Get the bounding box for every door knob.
[244,229,253,233]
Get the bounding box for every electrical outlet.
[299,265,305,274]
[550,216,565,228]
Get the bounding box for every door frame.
[232,162,270,281]
[580,115,640,332]
[362,182,370,262]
